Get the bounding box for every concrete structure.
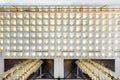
[0,0,120,79]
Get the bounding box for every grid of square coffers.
[0,6,120,57]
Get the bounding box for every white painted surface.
[0,58,4,74]
[0,0,120,5]
[115,58,120,75]
[54,58,64,78]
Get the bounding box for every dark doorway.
[64,59,89,79]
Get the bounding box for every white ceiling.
[0,0,120,5]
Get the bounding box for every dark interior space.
[92,59,115,71]
[4,59,115,79]
[5,59,54,79]
[5,59,27,71]
[41,59,54,79]
[64,59,115,79]
[64,59,77,78]
[64,59,90,79]
[28,59,54,79]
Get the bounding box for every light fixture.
[30,13,35,18]
[44,52,48,57]
[57,53,61,57]
[115,53,118,57]
[37,39,42,44]
[19,53,23,56]
[12,52,16,57]
[70,40,74,44]
[76,46,80,50]
[44,40,48,44]
[69,13,75,19]
[50,13,55,18]
[44,33,48,38]
[0,6,120,58]
[17,13,23,18]
[69,33,74,38]
[5,52,10,57]
[31,46,35,50]
[5,46,10,50]
[82,53,86,57]
[0,14,3,19]
[63,40,67,44]
[63,52,67,57]
[44,13,49,18]
[57,13,62,19]
[70,52,74,57]
[69,46,74,50]
[76,13,81,18]
[23,13,29,18]
[102,53,105,57]
[63,27,68,32]
[50,46,55,50]
[57,40,61,44]
[38,53,42,56]
[63,13,68,19]
[32,52,35,56]
[37,13,42,18]
[57,46,61,50]
[82,46,87,51]
[50,33,55,38]
[76,40,80,44]
[76,27,81,32]
[108,53,112,57]
[89,53,93,57]
[44,46,48,50]
[25,46,29,50]
[95,53,99,57]
[76,53,80,57]
[37,20,42,25]
[51,52,55,57]
[25,52,29,56]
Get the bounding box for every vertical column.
[115,58,120,75]
[0,58,4,74]
[77,66,79,78]
[40,66,42,78]
[54,58,64,78]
